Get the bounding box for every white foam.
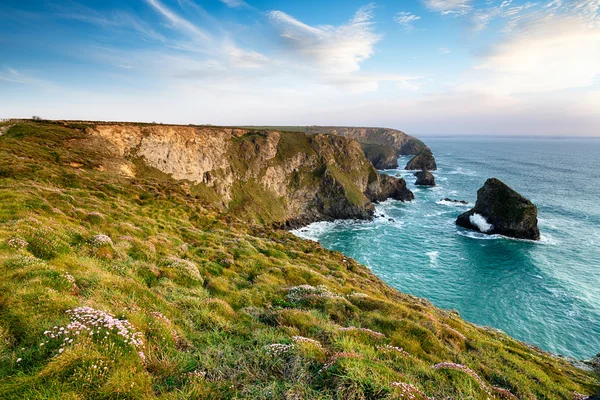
[456,230,500,240]
[427,251,439,264]
[436,200,470,207]
[448,167,476,176]
[469,213,493,233]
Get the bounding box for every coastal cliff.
[305,126,429,169]
[89,124,413,227]
[0,120,597,399]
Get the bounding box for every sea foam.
[469,213,493,233]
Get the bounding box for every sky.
[1,0,599,136]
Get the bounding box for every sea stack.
[414,170,435,186]
[405,148,437,171]
[456,178,540,240]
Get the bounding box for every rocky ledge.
[456,178,540,240]
[415,170,435,186]
[405,149,437,171]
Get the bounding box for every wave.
[447,167,476,176]
[436,200,471,207]
[456,229,558,245]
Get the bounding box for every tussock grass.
[0,121,597,399]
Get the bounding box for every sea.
[292,136,600,360]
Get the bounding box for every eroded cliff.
[89,124,413,227]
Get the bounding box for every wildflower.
[16,358,22,363]
[338,326,385,338]
[89,234,113,248]
[163,257,202,281]
[319,352,364,373]
[432,362,518,399]
[390,382,428,399]
[347,292,369,299]
[287,285,341,302]
[291,336,323,349]
[6,237,28,251]
[43,307,145,360]
[377,345,412,358]
[264,343,294,356]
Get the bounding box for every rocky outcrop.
[456,178,540,240]
[360,143,398,169]
[366,174,414,203]
[89,124,413,227]
[405,149,437,171]
[415,171,435,186]
[441,198,469,205]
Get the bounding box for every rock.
[415,171,435,186]
[441,198,469,205]
[405,148,437,171]
[456,178,540,240]
[360,143,398,169]
[366,174,414,203]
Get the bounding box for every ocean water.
[292,137,600,359]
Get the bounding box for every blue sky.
[1,0,599,135]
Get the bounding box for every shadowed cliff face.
[304,126,434,171]
[305,126,427,155]
[89,124,413,227]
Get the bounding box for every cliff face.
[305,126,427,155]
[89,124,413,227]
[405,149,438,171]
[305,126,436,171]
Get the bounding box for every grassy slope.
[0,122,597,399]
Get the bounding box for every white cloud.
[470,1,600,95]
[267,5,381,73]
[439,47,451,54]
[224,44,270,68]
[145,0,210,40]
[220,0,247,8]
[424,0,472,15]
[394,12,421,31]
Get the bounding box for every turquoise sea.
[292,137,600,359]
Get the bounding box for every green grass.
[0,121,597,399]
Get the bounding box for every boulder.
[415,171,435,186]
[366,174,414,203]
[441,198,469,205]
[456,178,540,240]
[405,148,437,171]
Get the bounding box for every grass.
[0,121,597,399]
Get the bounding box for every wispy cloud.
[424,0,472,15]
[220,0,248,8]
[394,12,421,31]
[145,0,210,40]
[267,5,381,73]
[0,67,56,88]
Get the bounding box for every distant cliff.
[304,126,433,170]
[89,124,413,227]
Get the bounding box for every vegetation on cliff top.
[0,121,597,399]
